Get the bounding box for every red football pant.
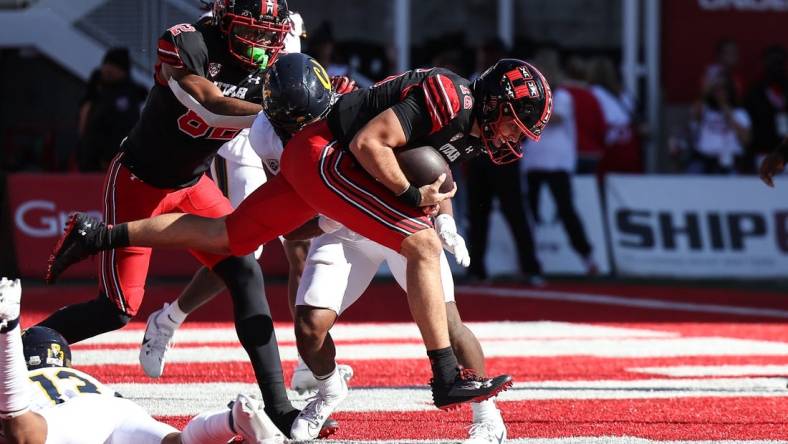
[101,153,233,316]
[226,120,432,256]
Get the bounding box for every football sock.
[213,255,294,416]
[96,222,129,250]
[472,399,501,423]
[295,355,309,370]
[315,365,345,399]
[427,347,459,386]
[180,408,234,444]
[36,294,131,344]
[161,301,188,327]
[0,324,33,419]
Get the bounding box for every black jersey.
[327,68,484,165]
[121,19,264,189]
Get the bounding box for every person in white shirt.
[688,75,751,174]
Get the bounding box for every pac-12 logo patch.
[266,159,280,173]
[208,63,222,78]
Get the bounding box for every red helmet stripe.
[271,0,278,17]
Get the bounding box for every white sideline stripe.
[302,441,788,444]
[72,337,788,366]
[457,286,788,319]
[298,441,788,444]
[116,377,788,416]
[630,365,788,377]
[77,321,675,345]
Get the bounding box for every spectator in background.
[685,75,751,174]
[702,38,743,100]
[746,45,788,172]
[522,47,598,275]
[562,54,606,174]
[465,38,543,285]
[588,56,644,177]
[308,21,373,88]
[77,48,147,171]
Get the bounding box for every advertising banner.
[6,173,290,279]
[483,176,610,276]
[606,175,788,278]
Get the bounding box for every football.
[395,146,455,193]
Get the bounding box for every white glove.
[434,214,470,267]
[317,215,343,234]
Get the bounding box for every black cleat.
[46,213,104,284]
[269,408,339,439]
[431,368,513,411]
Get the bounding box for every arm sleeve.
[157,24,209,77]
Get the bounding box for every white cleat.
[231,393,285,444]
[464,417,507,444]
[0,278,21,328]
[139,304,176,378]
[290,377,348,440]
[291,362,354,394]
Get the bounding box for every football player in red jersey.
[38,0,337,437]
[47,58,552,417]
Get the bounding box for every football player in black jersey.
[39,0,337,437]
[46,58,552,411]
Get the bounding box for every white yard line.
[457,286,788,319]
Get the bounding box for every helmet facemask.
[214,1,290,69]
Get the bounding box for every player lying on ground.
[39,0,336,437]
[140,53,505,442]
[0,278,284,444]
[46,57,552,418]
[136,2,353,394]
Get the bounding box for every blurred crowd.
[670,39,787,175]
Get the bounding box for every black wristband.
[397,184,422,207]
[0,317,19,334]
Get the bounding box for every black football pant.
[466,157,541,279]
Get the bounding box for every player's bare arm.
[349,109,456,206]
[160,63,261,127]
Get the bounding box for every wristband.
[397,184,422,207]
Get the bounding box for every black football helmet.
[472,59,553,164]
[263,53,334,134]
[22,326,72,370]
[213,0,291,69]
